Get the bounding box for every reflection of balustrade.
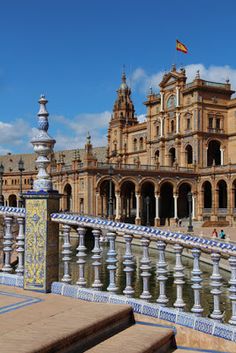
[0,206,25,276]
[51,212,236,328]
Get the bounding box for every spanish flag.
[176,39,188,54]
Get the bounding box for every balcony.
[207,127,223,134]
[203,208,212,214]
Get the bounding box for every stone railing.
[0,206,25,277]
[51,213,236,329]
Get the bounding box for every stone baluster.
[2,216,14,273]
[156,240,168,306]
[173,243,185,311]
[140,237,152,301]
[91,229,103,291]
[61,224,72,283]
[106,232,118,293]
[76,227,87,287]
[228,256,236,325]
[15,216,25,276]
[123,234,135,297]
[191,248,203,316]
[210,253,223,321]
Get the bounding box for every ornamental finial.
[31,95,56,191]
[37,94,49,131]
[195,70,200,79]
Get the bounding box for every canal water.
[59,233,232,323]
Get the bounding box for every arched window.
[166,95,176,110]
[139,137,144,150]
[203,181,212,208]
[218,180,227,208]
[156,125,160,137]
[171,120,175,133]
[185,113,192,130]
[186,145,193,164]
[155,150,160,159]
[207,140,221,166]
[169,147,176,166]
[133,138,137,152]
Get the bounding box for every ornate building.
[1,66,236,226]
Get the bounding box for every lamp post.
[0,163,4,206]
[108,165,114,220]
[18,157,25,207]
[146,195,150,226]
[187,191,193,232]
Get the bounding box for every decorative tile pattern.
[213,323,234,340]
[24,199,47,291]
[159,308,177,323]
[142,304,159,318]
[176,312,195,328]
[194,317,214,334]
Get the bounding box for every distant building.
[2,66,236,226]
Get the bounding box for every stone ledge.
[0,273,23,287]
[51,281,236,343]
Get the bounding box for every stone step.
[85,324,176,353]
[0,300,135,353]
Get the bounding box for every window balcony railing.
[218,208,228,215]
[207,128,223,133]
[203,208,212,214]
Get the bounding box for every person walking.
[211,229,218,238]
[219,229,226,240]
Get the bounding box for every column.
[176,112,180,134]
[155,193,160,220]
[160,91,164,112]
[95,192,99,216]
[140,237,152,301]
[192,194,196,220]
[176,86,180,107]
[115,192,120,221]
[91,229,103,291]
[174,193,178,219]
[220,148,224,165]
[160,118,163,137]
[135,192,141,223]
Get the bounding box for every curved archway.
[9,194,17,207]
[63,184,72,211]
[160,182,174,225]
[202,181,212,209]
[140,181,155,226]
[186,145,193,164]
[120,180,136,223]
[207,140,221,166]
[217,180,227,208]
[99,179,115,219]
[177,183,191,219]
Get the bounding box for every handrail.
[51,213,236,257]
[0,206,25,218]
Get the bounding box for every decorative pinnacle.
[148,86,153,96]
[122,64,126,83]
[86,131,91,144]
[195,70,200,79]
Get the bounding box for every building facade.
[1,66,236,226]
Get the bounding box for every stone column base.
[135,217,141,225]
[154,218,160,227]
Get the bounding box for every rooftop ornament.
[31,95,56,192]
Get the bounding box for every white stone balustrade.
[50,213,236,327]
[0,207,25,276]
[61,224,72,284]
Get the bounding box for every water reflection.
[59,234,231,322]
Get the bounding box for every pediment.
[160,73,178,87]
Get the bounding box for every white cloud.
[0,119,32,154]
[131,64,236,94]
[51,111,111,150]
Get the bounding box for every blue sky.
[1,0,236,153]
